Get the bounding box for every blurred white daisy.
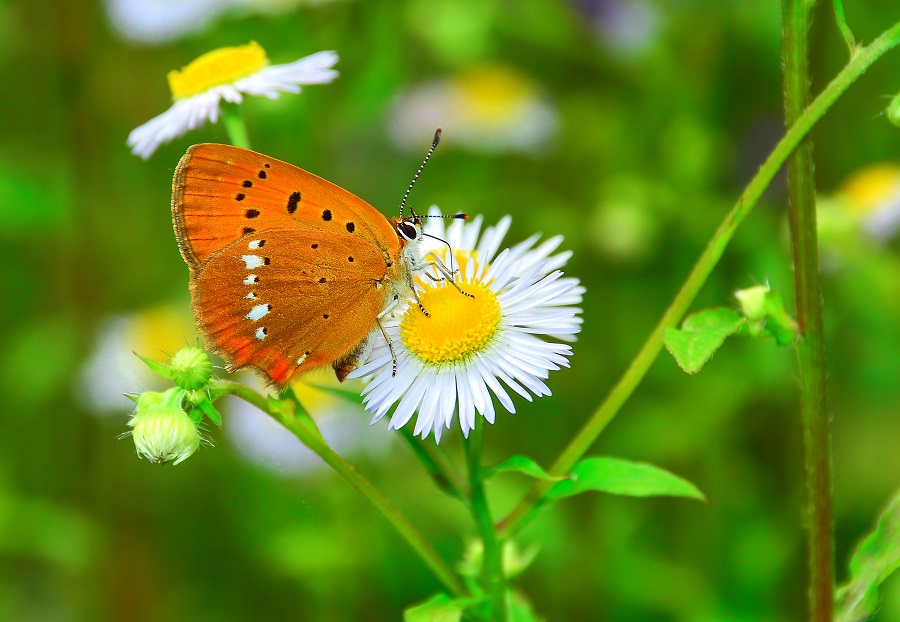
[839,164,900,243]
[388,65,558,155]
[225,371,396,475]
[349,208,583,441]
[77,303,195,414]
[128,42,338,159]
[105,0,337,45]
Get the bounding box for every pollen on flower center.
[400,279,501,364]
[168,41,268,100]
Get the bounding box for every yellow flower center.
[167,42,268,100]
[401,277,502,365]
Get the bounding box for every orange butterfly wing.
[192,228,392,386]
[172,143,401,268]
[172,143,407,386]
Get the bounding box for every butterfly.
[171,132,465,388]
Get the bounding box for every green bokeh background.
[3,1,900,619]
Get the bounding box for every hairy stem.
[220,102,252,150]
[499,18,900,537]
[214,380,469,598]
[782,1,834,619]
[466,423,507,621]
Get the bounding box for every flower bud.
[888,93,900,128]
[169,347,212,390]
[734,285,769,321]
[129,389,200,465]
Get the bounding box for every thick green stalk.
[782,1,834,619]
[466,423,507,621]
[499,19,900,537]
[214,380,469,598]
[220,103,252,150]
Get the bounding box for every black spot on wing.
[287,192,301,214]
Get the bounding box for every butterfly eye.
[398,222,420,241]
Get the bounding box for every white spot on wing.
[255,327,266,340]
[245,292,256,299]
[246,304,270,321]
[242,255,264,269]
[296,353,308,366]
[248,240,263,249]
[243,274,257,285]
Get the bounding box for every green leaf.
[547,457,707,502]
[134,352,174,380]
[509,591,546,622]
[403,594,481,622]
[187,407,204,425]
[663,308,744,374]
[307,383,366,404]
[198,399,222,428]
[482,456,566,482]
[760,290,799,345]
[836,489,900,622]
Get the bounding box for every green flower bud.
[734,285,769,321]
[169,347,213,390]
[129,388,200,465]
[888,93,900,128]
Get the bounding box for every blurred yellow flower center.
[839,164,900,215]
[168,42,268,99]
[401,278,501,364]
[455,66,535,123]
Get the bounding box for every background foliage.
[2,0,900,619]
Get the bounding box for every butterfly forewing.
[192,228,391,386]
[173,143,401,268]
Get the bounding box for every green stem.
[782,2,834,620]
[220,103,252,150]
[498,18,900,538]
[832,0,858,57]
[214,380,469,598]
[466,423,507,621]
[399,427,470,503]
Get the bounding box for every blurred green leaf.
[547,457,707,502]
[836,489,900,622]
[135,352,174,380]
[403,594,481,622]
[198,399,222,427]
[510,590,546,622]
[482,456,566,482]
[664,308,744,374]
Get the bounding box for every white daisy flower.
[348,208,584,442]
[127,42,338,159]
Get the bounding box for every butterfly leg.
[376,317,399,377]
[419,252,474,299]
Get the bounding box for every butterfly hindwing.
[191,228,391,386]
[173,143,401,269]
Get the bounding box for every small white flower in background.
[105,0,337,44]
[225,372,396,475]
[349,208,583,442]
[128,42,338,159]
[388,65,558,155]
[838,164,900,243]
[77,304,195,414]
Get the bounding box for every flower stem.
[782,1,834,619]
[498,18,900,538]
[832,0,858,57]
[214,380,468,598]
[466,422,507,621]
[399,427,470,503]
[220,103,252,150]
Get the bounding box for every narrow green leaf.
[482,456,567,482]
[307,383,366,404]
[187,407,203,425]
[404,594,481,622]
[663,308,744,374]
[134,352,174,380]
[836,489,900,622]
[547,457,706,502]
[198,399,222,428]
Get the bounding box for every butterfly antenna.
[400,128,442,218]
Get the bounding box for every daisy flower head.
[348,208,584,442]
[127,42,338,159]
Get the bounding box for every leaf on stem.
[663,308,744,374]
[403,593,482,622]
[836,489,900,622]
[482,456,568,482]
[546,457,707,502]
